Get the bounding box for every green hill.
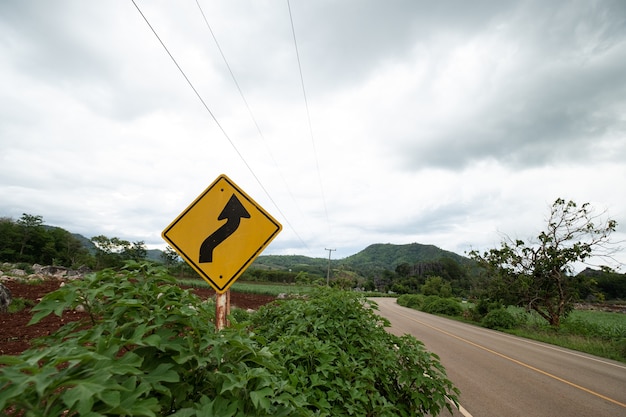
[251,255,328,277]
[252,243,470,277]
[340,243,470,271]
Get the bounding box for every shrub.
[0,262,306,416]
[251,288,459,416]
[7,297,35,313]
[467,299,504,322]
[0,263,459,417]
[474,299,503,316]
[423,297,462,316]
[481,308,517,329]
[397,294,425,309]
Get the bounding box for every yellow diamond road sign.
[162,174,282,293]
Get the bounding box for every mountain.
[252,254,329,275]
[146,249,163,262]
[252,243,470,276]
[72,233,97,254]
[340,243,470,271]
[67,227,468,275]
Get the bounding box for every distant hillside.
[252,255,328,276]
[146,249,163,262]
[72,233,97,254]
[340,243,470,271]
[68,228,468,275]
[253,243,470,276]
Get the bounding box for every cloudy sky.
[1,0,625,268]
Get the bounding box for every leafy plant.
[466,298,504,321]
[469,198,618,328]
[397,294,426,309]
[481,308,517,329]
[422,297,463,317]
[0,262,306,416]
[6,297,35,313]
[1,264,458,416]
[251,288,459,416]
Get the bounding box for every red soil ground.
[0,279,275,356]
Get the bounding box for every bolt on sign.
[162,174,282,293]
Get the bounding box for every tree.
[395,262,412,277]
[469,199,618,328]
[46,227,91,267]
[16,213,44,260]
[0,217,20,260]
[421,276,453,298]
[160,245,180,266]
[91,235,132,269]
[122,240,147,262]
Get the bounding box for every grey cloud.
[0,1,190,122]
[396,1,626,170]
[0,2,112,84]
[287,0,513,91]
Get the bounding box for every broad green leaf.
[62,382,103,414]
[219,373,246,394]
[250,386,274,410]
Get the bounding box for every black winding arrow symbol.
[199,194,250,263]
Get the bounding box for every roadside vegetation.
[0,214,149,269]
[0,263,458,416]
[5,297,35,313]
[1,197,625,378]
[397,294,626,362]
[393,199,626,363]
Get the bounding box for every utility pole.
[325,248,336,286]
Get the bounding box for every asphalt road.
[371,298,626,417]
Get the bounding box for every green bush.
[6,297,35,313]
[397,294,425,309]
[423,297,462,316]
[0,263,459,417]
[481,308,517,329]
[0,263,305,416]
[474,299,503,316]
[251,288,458,416]
[466,299,504,322]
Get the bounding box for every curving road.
[372,297,626,417]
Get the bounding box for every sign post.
[162,174,282,330]
[215,290,230,331]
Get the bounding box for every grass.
[176,278,317,297]
[179,279,395,298]
[397,296,626,363]
[510,329,626,362]
[505,306,626,362]
[7,297,36,313]
[231,281,316,296]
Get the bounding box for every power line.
[287,0,331,233]
[131,0,243,169]
[194,0,261,141]
[193,0,309,251]
[131,0,307,251]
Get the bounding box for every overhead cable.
[131,0,306,250]
[287,0,331,234]
[193,0,309,251]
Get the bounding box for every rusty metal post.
[215,290,230,331]
[226,289,231,319]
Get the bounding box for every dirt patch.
[0,279,275,356]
